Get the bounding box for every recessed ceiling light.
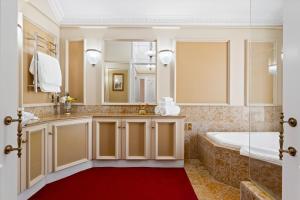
[79,26,108,29]
[152,26,181,30]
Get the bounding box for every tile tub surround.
[181,105,282,159]
[250,158,282,200]
[198,134,282,199]
[241,181,274,200]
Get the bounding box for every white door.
[283,0,300,199]
[0,0,19,199]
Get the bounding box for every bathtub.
[206,132,281,165]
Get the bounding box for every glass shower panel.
[249,0,283,199]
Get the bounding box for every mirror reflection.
[103,40,157,104]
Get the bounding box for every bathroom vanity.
[18,114,185,197]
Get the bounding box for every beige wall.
[68,40,84,103]
[176,41,229,104]
[60,27,282,106]
[248,42,275,105]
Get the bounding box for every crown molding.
[47,0,64,23]
[59,16,283,27]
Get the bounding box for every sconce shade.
[86,49,101,66]
[268,64,277,75]
[158,50,173,66]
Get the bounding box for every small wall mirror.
[102,40,157,104]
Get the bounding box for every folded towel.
[159,106,180,116]
[159,101,175,107]
[22,111,39,125]
[30,52,62,93]
[160,97,174,102]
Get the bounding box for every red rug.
[30,168,198,200]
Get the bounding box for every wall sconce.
[158,50,174,66]
[268,64,277,75]
[86,49,101,66]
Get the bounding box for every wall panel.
[176,41,229,104]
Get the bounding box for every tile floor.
[185,159,240,200]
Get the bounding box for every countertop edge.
[24,113,186,128]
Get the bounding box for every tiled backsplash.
[25,104,282,159]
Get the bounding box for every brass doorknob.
[3,110,23,158]
[280,147,297,157]
[279,113,298,160]
[4,116,20,125]
[280,113,297,127]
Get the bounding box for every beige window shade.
[176,41,229,104]
[246,41,275,105]
[68,40,84,103]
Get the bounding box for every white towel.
[160,97,174,102]
[22,111,39,125]
[160,106,181,116]
[159,101,175,107]
[30,52,62,93]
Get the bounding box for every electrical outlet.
[185,123,193,131]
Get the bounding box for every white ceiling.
[45,0,283,26]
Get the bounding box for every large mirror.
[102,40,157,104]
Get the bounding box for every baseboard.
[93,160,184,168]
[18,160,184,200]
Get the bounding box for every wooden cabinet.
[94,117,184,160]
[94,118,122,159]
[50,118,92,171]
[152,119,184,160]
[18,115,184,196]
[19,124,47,193]
[124,118,151,160]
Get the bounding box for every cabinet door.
[94,119,121,159]
[52,118,92,171]
[124,118,151,160]
[24,124,47,188]
[153,119,184,160]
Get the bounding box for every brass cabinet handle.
[279,113,298,160]
[3,110,23,158]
